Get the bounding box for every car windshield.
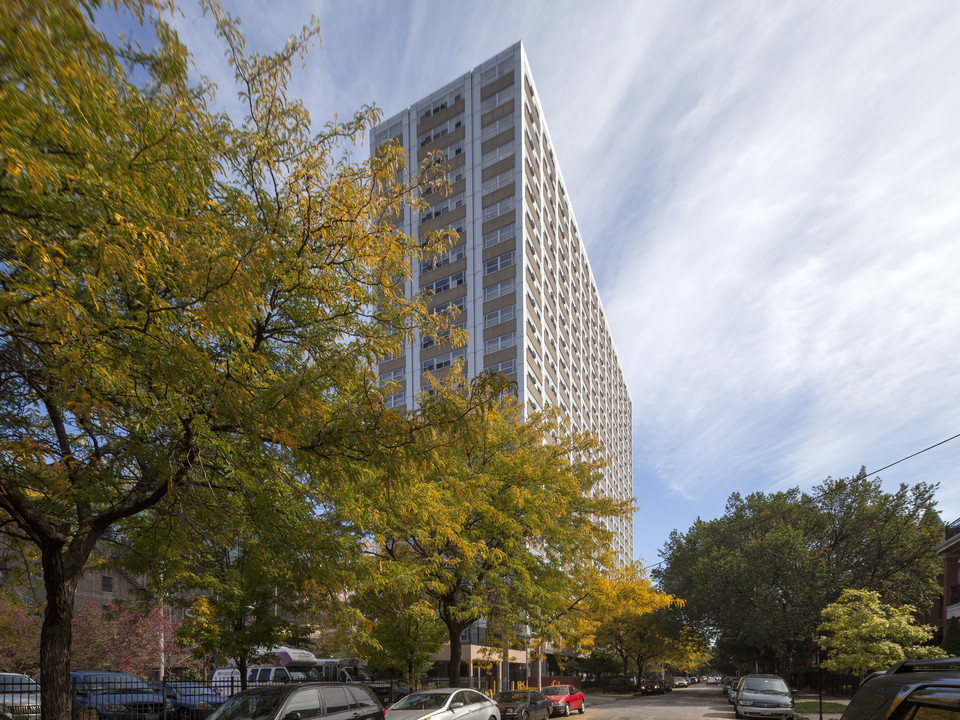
[542,687,568,696]
[0,676,40,693]
[209,688,286,720]
[742,679,789,695]
[169,683,215,696]
[496,693,529,703]
[84,675,153,693]
[391,693,450,711]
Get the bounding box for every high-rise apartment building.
[372,42,633,564]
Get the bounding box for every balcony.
[948,517,960,541]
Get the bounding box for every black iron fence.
[946,516,960,541]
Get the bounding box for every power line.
[640,431,960,574]
[864,431,960,478]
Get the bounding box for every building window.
[482,169,514,196]
[484,251,515,275]
[420,243,466,274]
[384,392,405,409]
[423,271,466,296]
[481,113,515,141]
[429,297,465,316]
[482,88,513,114]
[483,197,514,222]
[101,576,113,593]
[486,358,516,375]
[485,332,516,354]
[481,143,514,168]
[379,368,404,385]
[484,277,515,302]
[484,305,516,328]
[422,348,466,373]
[422,322,465,349]
[483,224,516,249]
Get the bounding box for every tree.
[0,593,41,673]
[125,476,359,688]
[0,2,445,717]
[588,562,677,682]
[350,555,447,689]
[361,371,630,687]
[71,601,196,678]
[819,589,944,676]
[943,617,960,656]
[654,470,942,674]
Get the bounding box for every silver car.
[0,672,41,720]
[387,689,500,720]
[733,675,794,719]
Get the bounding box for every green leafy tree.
[655,470,942,674]
[350,555,447,689]
[943,617,960,656]
[819,588,944,676]
[135,481,354,688]
[360,371,630,687]
[0,1,446,717]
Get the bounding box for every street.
[584,684,733,720]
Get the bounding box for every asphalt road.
[584,683,735,720]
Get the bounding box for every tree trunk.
[442,611,464,687]
[39,544,80,720]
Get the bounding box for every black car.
[149,682,225,720]
[640,677,665,695]
[493,690,551,720]
[206,683,382,720]
[841,657,960,720]
[70,671,171,720]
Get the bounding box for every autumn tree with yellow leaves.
[357,371,631,687]
[586,561,679,682]
[0,0,451,716]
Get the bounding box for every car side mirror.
[451,703,464,709]
[284,713,302,720]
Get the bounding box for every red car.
[541,685,584,717]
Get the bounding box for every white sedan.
[387,689,500,720]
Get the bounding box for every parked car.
[639,677,665,696]
[0,672,41,720]
[70,671,171,720]
[493,690,551,720]
[732,675,794,720]
[540,685,584,716]
[386,688,500,720]
[673,677,689,688]
[207,682,382,720]
[841,657,960,720]
[149,682,225,720]
[725,677,740,702]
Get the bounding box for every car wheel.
[561,704,569,717]
[735,709,743,719]
[577,702,584,715]
[521,712,529,720]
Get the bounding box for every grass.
[794,699,848,714]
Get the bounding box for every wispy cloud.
[159,0,960,559]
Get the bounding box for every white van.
[211,664,317,697]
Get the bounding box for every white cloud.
[140,0,960,556]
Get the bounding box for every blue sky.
[155,1,960,565]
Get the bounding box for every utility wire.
[864,431,960,478]
[640,431,960,574]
